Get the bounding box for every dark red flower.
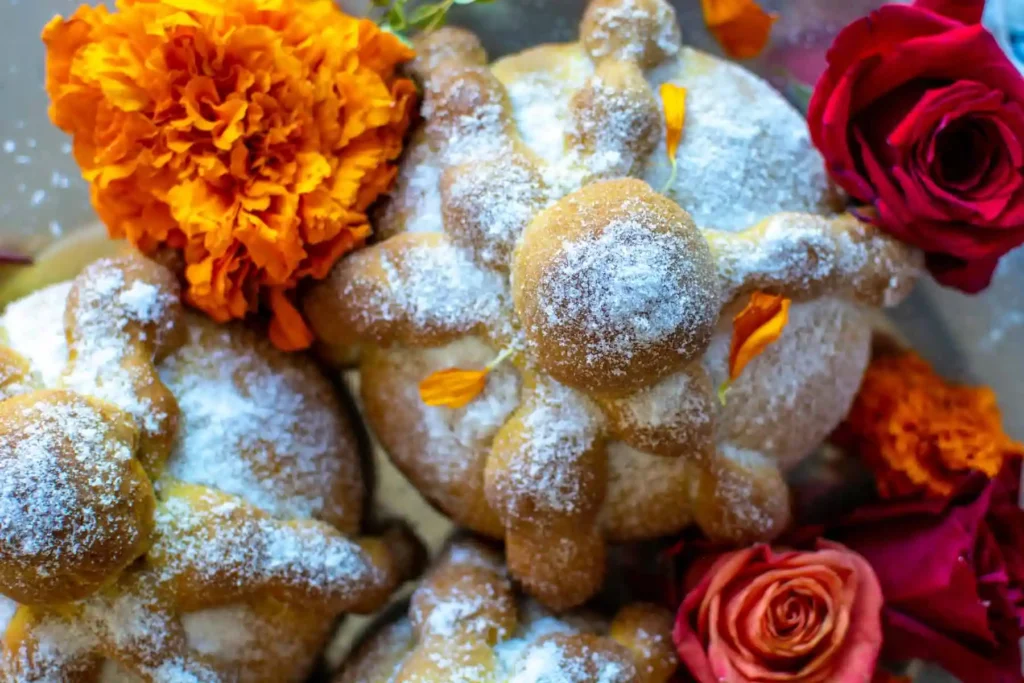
[811,463,1024,683]
[808,0,1024,292]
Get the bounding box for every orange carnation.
[42,0,416,350]
[837,350,1024,499]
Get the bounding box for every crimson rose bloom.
[814,463,1024,683]
[808,0,1024,292]
[673,541,883,683]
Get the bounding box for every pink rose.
[673,541,883,683]
[808,0,1024,292]
[812,463,1024,683]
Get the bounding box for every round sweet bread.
[304,0,923,610]
[336,540,678,683]
[0,254,420,682]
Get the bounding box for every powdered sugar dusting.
[501,49,592,168]
[367,340,520,525]
[383,136,444,236]
[423,64,513,167]
[583,0,681,63]
[714,444,779,535]
[419,341,522,454]
[5,580,219,682]
[443,159,542,268]
[63,264,176,434]
[2,612,95,679]
[611,370,710,438]
[568,73,659,181]
[500,57,639,199]
[415,574,513,644]
[602,441,696,537]
[366,240,513,338]
[182,606,258,656]
[536,210,715,369]
[508,637,631,683]
[160,318,356,523]
[705,298,870,467]
[502,380,602,517]
[0,398,140,597]
[0,281,72,387]
[153,494,376,604]
[494,614,579,675]
[645,48,832,232]
[0,362,33,402]
[712,214,919,308]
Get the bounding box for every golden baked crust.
[0,254,420,682]
[335,541,678,683]
[304,0,922,610]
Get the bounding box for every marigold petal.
[268,288,315,352]
[660,83,687,164]
[701,0,778,60]
[728,292,791,381]
[419,368,490,409]
[835,350,1024,498]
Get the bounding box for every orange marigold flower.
[42,0,417,350]
[837,350,1024,499]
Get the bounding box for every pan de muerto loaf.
[0,254,421,682]
[303,0,921,610]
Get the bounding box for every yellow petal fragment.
[419,368,490,409]
[728,292,791,381]
[660,83,687,165]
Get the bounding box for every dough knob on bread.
[580,0,681,69]
[512,179,719,397]
[0,391,155,605]
[412,27,487,79]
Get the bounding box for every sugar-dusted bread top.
[0,255,419,682]
[303,0,922,611]
[336,540,678,683]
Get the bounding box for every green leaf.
[409,3,443,25]
[422,12,449,31]
[383,6,407,31]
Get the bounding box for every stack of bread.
[1,0,922,681]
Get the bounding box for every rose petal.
[926,251,1000,292]
[852,24,1024,117]
[913,0,985,25]
[886,82,1000,151]
[817,541,885,683]
[883,608,1023,683]
[851,127,917,236]
[815,58,880,202]
[728,568,837,664]
[676,546,768,683]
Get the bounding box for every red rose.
[673,541,883,683]
[808,0,1024,292]
[813,463,1024,683]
